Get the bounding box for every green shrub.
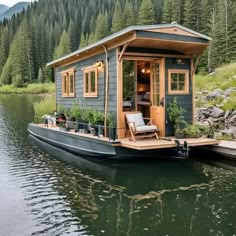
[183,124,201,138]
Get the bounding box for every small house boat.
[28,23,219,159]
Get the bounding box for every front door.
[150,59,165,136]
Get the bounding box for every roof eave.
[47,23,211,67]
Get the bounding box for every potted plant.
[71,100,83,132]
[107,114,116,140]
[88,109,104,136]
[167,97,186,138]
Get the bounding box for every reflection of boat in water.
[29,134,206,191]
[29,135,232,236]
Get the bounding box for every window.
[168,69,189,94]
[61,68,75,97]
[83,67,98,97]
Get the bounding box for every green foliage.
[223,92,236,111]
[53,30,71,59]
[217,133,234,141]
[111,1,124,33]
[167,97,186,131]
[137,0,155,25]
[0,82,55,94]
[0,0,236,87]
[70,100,82,119]
[183,124,201,138]
[33,95,56,117]
[95,12,109,41]
[197,124,214,138]
[37,68,44,83]
[196,62,236,92]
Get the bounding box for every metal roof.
[47,23,211,66]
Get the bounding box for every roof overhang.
[47,23,211,67]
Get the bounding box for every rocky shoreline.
[196,87,236,139]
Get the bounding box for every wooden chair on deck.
[125,112,159,142]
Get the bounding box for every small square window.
[168,70,189,94]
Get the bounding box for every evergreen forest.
[0,0,235,87]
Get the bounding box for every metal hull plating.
[28,124,184,160]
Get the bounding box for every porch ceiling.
[129,37,208,55]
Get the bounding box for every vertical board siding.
[164,58,192,136]
[55,49,117,117]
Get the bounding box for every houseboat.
[28,23,219,159]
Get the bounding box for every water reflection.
[0,95,236,236]
[29,136,236,236]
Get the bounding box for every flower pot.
[175,132,184,139]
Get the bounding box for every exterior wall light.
[96,60,104,69]
[175,58,185,64]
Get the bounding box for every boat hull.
[28,123,184,160]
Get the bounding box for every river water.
[0,94,235,236]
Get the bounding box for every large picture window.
[168,69,189,94]
[83,66,98,97]
[61,68,75,97]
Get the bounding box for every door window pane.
[123,60,136,111]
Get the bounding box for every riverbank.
[0,83,55,94]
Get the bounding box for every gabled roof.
[48,23,211,67]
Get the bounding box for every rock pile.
[196,87,236,139]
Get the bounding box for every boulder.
[210,106,224,118]
[226,111,236,128]
[224,87,236,97]
[206,89,223,100]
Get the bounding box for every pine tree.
[95,12,109,40]
[38,67,44,83]
[111,1,124,32]
[183,0,196,29]
[137,0,155,25]
[0,26,10,75]
[227,1,236,62]
[79,33,88,48]
[123,0,136,27]
[162,0,172,23]
[53,30,71,59]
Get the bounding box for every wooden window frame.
[83,66,98,97]
[168,69,189,94]
[61,68,75,97]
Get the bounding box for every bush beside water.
[0,83,55,94]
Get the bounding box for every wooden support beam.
[118,41,130,62]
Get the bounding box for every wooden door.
[150,60,165,136]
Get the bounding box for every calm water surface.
[0,94,235,236]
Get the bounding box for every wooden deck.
[119,137,219,150]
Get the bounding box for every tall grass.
[196,63,236,92]
[0,83,55,94]
[33,94,56,117]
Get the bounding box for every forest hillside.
[0,0,235,87]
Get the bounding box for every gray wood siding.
[164,58,192,136]
[55,49,117,116]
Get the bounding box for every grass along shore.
[0,83,55,94]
